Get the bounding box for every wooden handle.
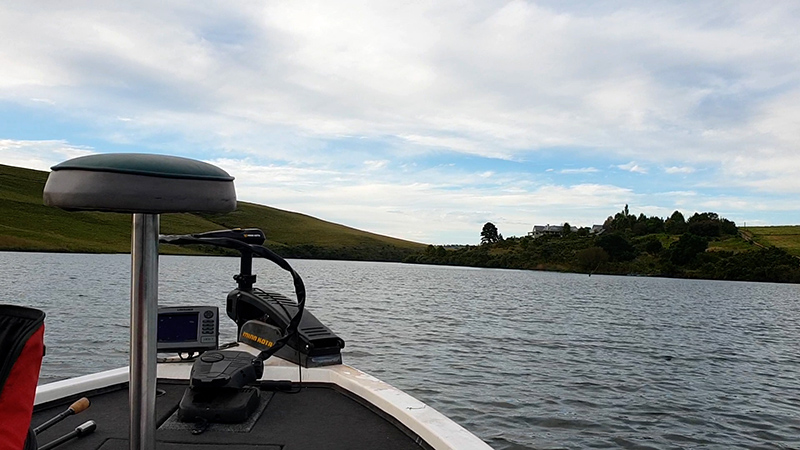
[69,397,91,414]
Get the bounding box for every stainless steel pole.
[130,213,159,450]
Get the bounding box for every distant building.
[528,224,576,238]
[527,223,605,238]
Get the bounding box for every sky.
[1,1,799,244]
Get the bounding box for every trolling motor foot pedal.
[178,350,263,424]
[178,387,260,424]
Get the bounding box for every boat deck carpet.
[32,379,428,450]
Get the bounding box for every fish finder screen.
[157,312,198,342]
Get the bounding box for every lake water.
[2,252,800,449]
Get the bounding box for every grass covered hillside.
[742,226,800,257]
[0,164,425,260]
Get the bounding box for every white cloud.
[617,162,648,174]
[363,160,389,171]
[2,2,800,241]
[1,1,797,168]
[560,167,599,174]
[664,166,695,174]
[0,140,94,171]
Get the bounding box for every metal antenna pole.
[130,213,159,450]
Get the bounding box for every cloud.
[560,167,599,174]
[0,140,94,171]
[1,1,798,168]
[664,166,695,174]
[617,162,648,174]
[363,160,389,170]
[2,2,800,241]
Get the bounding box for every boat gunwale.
[35,344,492,450]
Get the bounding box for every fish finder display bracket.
[157,306,219,354]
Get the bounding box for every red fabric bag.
[0,305,45,450]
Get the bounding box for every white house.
[528,224,575,238]
[527,224,605,238]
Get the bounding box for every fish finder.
[157,306,219,353]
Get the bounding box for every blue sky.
[1,1,799,244]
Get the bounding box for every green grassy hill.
[742,226,800,257]
[0,164,425,260]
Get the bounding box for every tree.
[608,204,636,232]
[685,212,738,237]
[481,222,499,245]
[670,233,708,265]
[643,237,663,255]
[562,222,573,237]
[665,211,687,234]
[646,216,666,234]
[719,219,738,235]
[597,233,638,261]
[633,214,649,235]
[576,246,609,270]
[688,212,719,223]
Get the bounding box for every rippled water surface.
[3,252,800,449]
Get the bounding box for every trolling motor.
[159,228,344,425]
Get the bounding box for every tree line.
[405,206,800,283]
